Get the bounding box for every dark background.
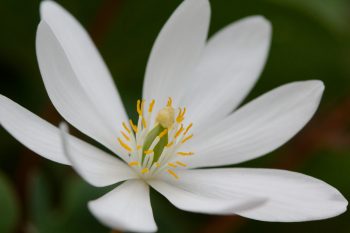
[0,0,349,233]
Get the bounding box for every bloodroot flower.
[0,0,347,232]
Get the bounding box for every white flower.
[0,0,347,232]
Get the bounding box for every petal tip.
[39,0,57,19]
[88,200,158,233]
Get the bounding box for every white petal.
[180,16,271,127]
[37,2,128,158]
[0,95,121,171]
[149,179,264,215]
[142,0,210,110]
[0,95,69,164]
[166,168,347,222]
[89,180,157,233]
[184,80,324,168]
[59,123,137,187]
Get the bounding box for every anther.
[129,119,138,133]
[166,141,174,148]
[148,99,155,113]
[117,137,133,153]
[167,97,173,107]
[158,128,168,138]
[121,131,130,141]
[141,168,149,174]
[167,169,179,179]
[177,152,194,156]
[168,162,177,168]
[184,123,193,135]
[176,161,187,167]
[181,134,193,144]
[144,150,154,155]
[128,161,139,166]
[175,124,184,138]
[122,122,131,134]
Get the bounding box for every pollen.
[119,97,195,180]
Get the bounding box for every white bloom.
[0,0,347,232]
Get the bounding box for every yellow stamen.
[184,123,193,135]
[128,161,139,166]
[182,134,193,144]
[176,161,187,167]
[158,128,168,138]
[122,122,131,134]
[121,131,130,141]
[118,137,133,153]
[137,99,144,116]
[167,169,179,179]
[177,152,194,156]
[144,150,154,155]
[129,119,138,133]
[168,162,177,168]
[176,107,186,123]
[166,141,174,148]
[148,99,155,113]
[137,145,142,150]
[167,97,173,107]
[155,162,160,167]
[175,124,184,138]
[141,168,149,174]
[142,117,147,128]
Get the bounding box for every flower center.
[117,98,194,180]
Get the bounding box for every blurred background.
[0,0,349,232]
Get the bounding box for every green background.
[0,0,349,233]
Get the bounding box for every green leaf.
[0,172,20,233]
